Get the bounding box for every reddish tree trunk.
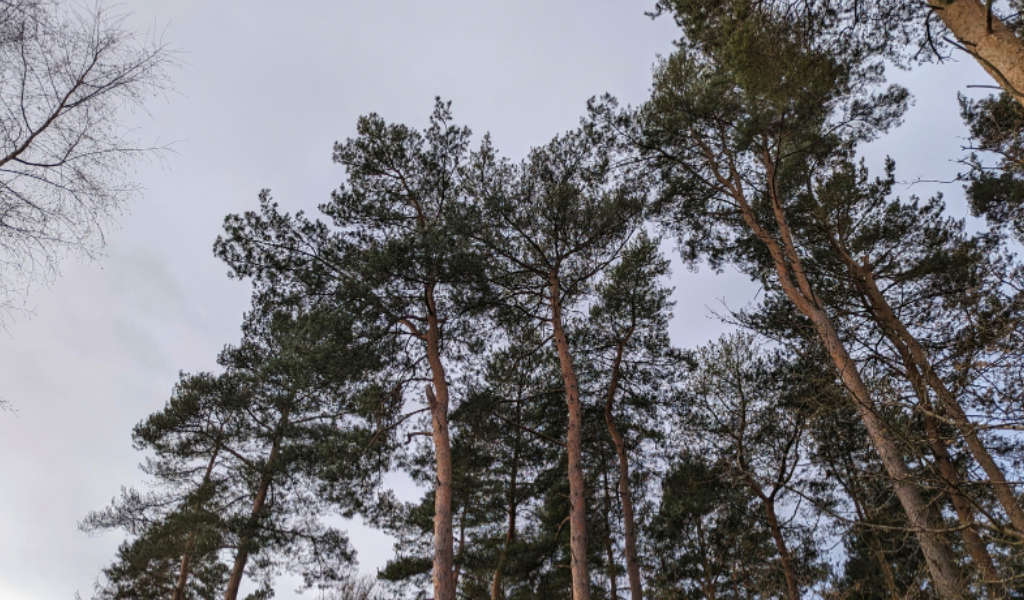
[549,272,592,600]
[762,496,800,600]
[924,412,1007,598]
[841,252,1024,537]
[931,0,1024,106]
[224,422,286,600]
[721,155,965,598]
[604,339,643,600]
[425,282,456,600]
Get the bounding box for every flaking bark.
[931,0,1024,106]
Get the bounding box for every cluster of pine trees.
[82,1,1024,599]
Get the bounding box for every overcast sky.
[0,2,993,599]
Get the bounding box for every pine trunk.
[604,339,643,600]
[425,281,456,600]
[492,409,521,600]
[172,549,192,600]
[173,447,220,600]
[924,413,1007,598]
[549,272,592,600]
[224,424,285,600]
[727,160,965,598]
[762,496,800,600]
[848,257,1024,537]
[932,0,1024,106]
[602,469,619,600]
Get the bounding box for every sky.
[0,2,995,599]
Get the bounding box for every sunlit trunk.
[931,0,1024,107]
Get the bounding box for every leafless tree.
[0,0,173,325]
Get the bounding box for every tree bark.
[604,339,643,600]
[549,271,592,600]
[722,153,966,599]
[840,251,1024,537]
[856,289,1008,596]
[930,0,1024,106]
[425,280,456,600]
[173,549,192,600]
[762,496,801,600]
[924,412,1007,598]
[834,263,1007,594]
[224,415,287,600]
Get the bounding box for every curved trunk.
[725,158,965,598]
[844,254,1024,537]
[425,281,456,600]
[931,0,1024,106]
[549,272,592,600]
[604,339,643,600]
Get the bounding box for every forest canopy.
[82,1,1024,599]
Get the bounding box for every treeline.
[83,1,1024,599]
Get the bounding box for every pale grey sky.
[0,2,991,599]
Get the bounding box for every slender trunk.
[849,273,1007,595]
[762,496,800,600]
[602,468,619,600]
[847,255,1024,536]
[930,0,1024,106]
[549,272,592,600]
[799,280,964,600]
[173,446,221,600]
[224,417,288,600]
[173,551,192,600]
[604,339,642,600]
[874,310,1007,596]
[491,440,519,600]
[924,412,1007,598]
[425,281,456,600]
[726,163,965,598]
[453,502,467,591]
[872,532,902,599]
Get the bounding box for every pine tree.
[463,127,648,600]
[216,100,487,600]
[635,8,968,595]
